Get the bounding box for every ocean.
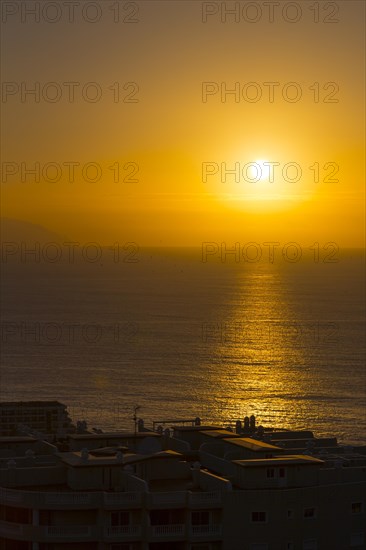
[1,246,365,444]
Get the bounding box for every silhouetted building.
[0,401,74,438]
[0,416,365,549]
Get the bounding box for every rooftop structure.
[0,411,365,549]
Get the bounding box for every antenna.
[133,404,141,436]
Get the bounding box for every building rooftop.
[200,429,241,439]
[233,455,325,467]
[59,449,182,467]
[267,430,314,440]
[224,438,283,452]
[68,431,161,440]
[172,425,221,432]
[88,446,129,456]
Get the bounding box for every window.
[302,540,317,550]
[287,544,294,550]
[266,468,275,478]
[351,502,363,514]
[111,511,129,526]
[287,509,294,519]
[303,507,316,519]
[350,532,365,547]
[279,467,286,478]
[191,511,210,525]
[250,545,269,550]
[150,509,183,526]
[251,511,267,523]
[3,506,31,524]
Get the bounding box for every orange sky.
[1,1,365,246]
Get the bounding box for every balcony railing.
[0,520,23,535]
[104,492,142,507]
[0,487,100,508]
[46,525,91,538]
[0,488,24,504]
[149,491,187,507]
[150,524,185,537]
[0,520,42,542]
[190,523,222,537]
[105,525,142,538]
[45,493,92,506]
[0,519,223,543]
[1,486,223,513]
[0,520,96,542]
[189,491,222,506]
[1,487,143,509]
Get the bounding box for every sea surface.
[1,247,365,444]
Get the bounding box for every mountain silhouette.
[1,218,70,244]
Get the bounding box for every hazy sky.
[1,0,365,245]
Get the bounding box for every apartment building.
[0,416,365,550]
[0,402,74,439]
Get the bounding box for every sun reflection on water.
[200,264,313,430]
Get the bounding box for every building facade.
[0,402,74,439]
[0,415,365,549]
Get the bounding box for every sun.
[202,146,318,212]
[248,159,271,182]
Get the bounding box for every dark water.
[1,247,365,444]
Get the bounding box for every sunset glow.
[0,1,364,247]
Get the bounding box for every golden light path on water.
[2,249,364,442]
[199,264,314,430]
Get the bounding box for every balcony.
[149,524,185,539]
[0,520,23,537]
[0,521,96,542]
[146,491,222,509]
[0,520,43,542]
[104,491,142,508]
[190,524,222,537]
[0,487,101,509]
[46,525,92,539]
[1,487,223,511]
[148,491,187,508]
[45,493,93,507]
[105,525,142,539]
[189,491,222,507]
[0,488,24,505]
